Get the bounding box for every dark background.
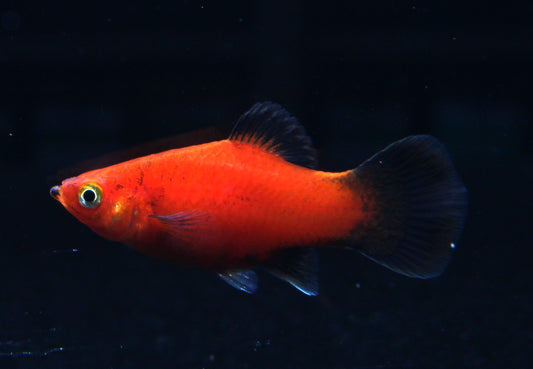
[1,1,531,368]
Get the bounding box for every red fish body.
[51,102,467,295]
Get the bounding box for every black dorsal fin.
[229,102,318,169]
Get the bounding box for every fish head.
[50,170,138,242]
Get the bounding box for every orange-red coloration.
[54,140,365,270]
[51,102,468,294]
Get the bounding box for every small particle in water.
[451,36,457,41]
[208,354,215,362]
[425,84,429,89]
[450,243,456,249]
[253,339,271,352]
[9,132,13,136]
[50,248,79,254]
[239,17,244,23]
[355,283,361,289]
[42,347,64,356]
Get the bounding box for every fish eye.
[78,183,103,209]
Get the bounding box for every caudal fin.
[351,135,467,278]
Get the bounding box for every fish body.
[51,102,467,295]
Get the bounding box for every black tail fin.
[351,135,467,278]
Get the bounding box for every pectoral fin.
[149,210,211,242]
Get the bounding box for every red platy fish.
[50,102,467,295]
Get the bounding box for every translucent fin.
[351,135,467,279]
[264,248,319,296]
[229,102,318,169]
[149,210,210,230]
[218,269,258,294]
[148,210,211,242]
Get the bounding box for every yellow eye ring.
[78,183,103,208]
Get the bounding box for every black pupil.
[83,189,96,203]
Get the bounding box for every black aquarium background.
[1,1,531,368]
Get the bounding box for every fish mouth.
[50,185,61,200]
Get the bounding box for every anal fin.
[264,248,319,296]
